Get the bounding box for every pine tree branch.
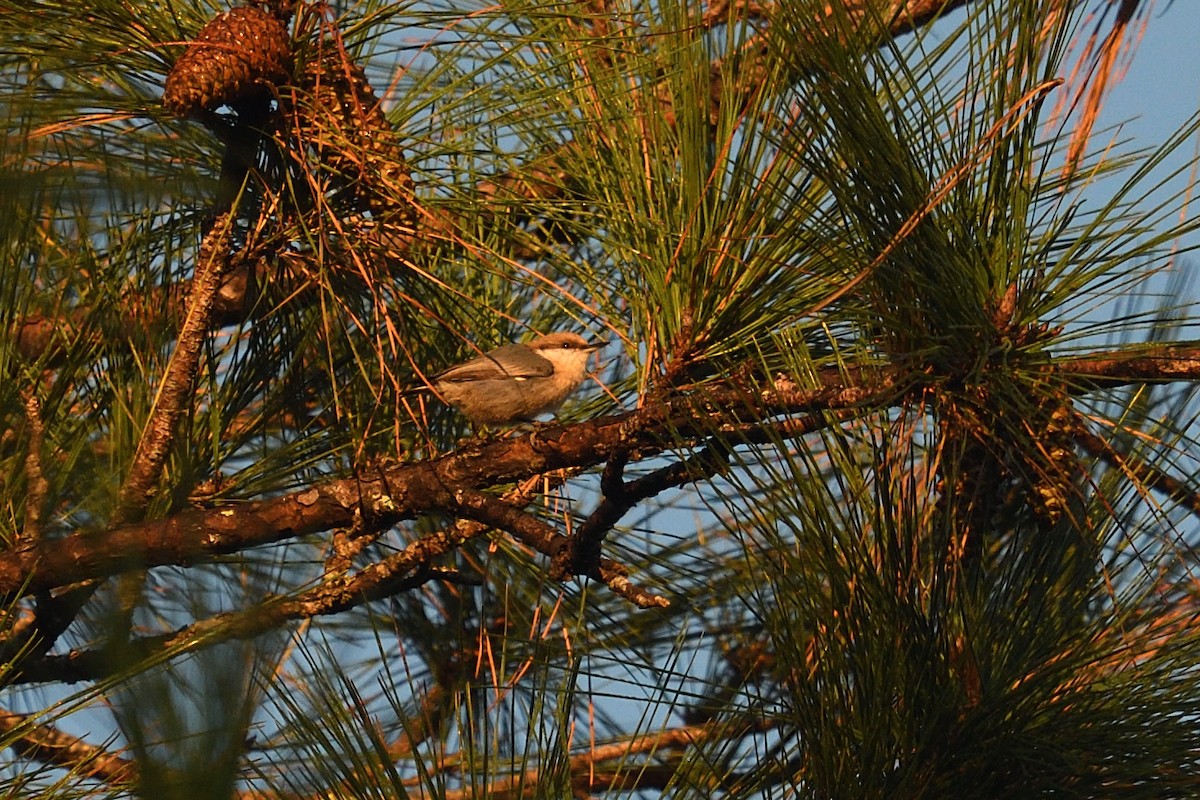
[0,708,137,787]
[5,476,556,684]
[17,389,49,545]
[0,375,892,599]
[452,488,668,608]
[113,214,232,524]
[1060,346,1200,388]
[435,721,755,800]
[1,343,1198,600]
[1075,427,1200,518]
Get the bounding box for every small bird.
[431,332,604,426]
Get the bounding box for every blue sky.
[1087,1,1200,249]
[1106,1,1200,140]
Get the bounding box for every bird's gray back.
[435,343,554,383]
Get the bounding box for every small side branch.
[453,489,669,608]
[11,539,471,685]
[0,708,137,786]
[1076,428,1200,519]
[436,721,739,800]
[114,215,233,524]
[554,446,730,581]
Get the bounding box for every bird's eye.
[561,342,572,349]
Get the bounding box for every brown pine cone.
[292,51,416,225]
[163,6,291,117]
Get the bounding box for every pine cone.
[292,51,416,225]
[1026,395,1081,525]
[164,7,291,117]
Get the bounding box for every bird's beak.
[586,340,606,351]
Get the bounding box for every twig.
[1075,427,1200,519]
[10,260,268,367]
[0,708,137,786]
[436,721,733,800]
[10,549,456,685]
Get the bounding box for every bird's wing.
[435,344,554,383]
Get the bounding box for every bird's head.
[529,332,604,383]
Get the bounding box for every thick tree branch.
[1059,346,1200,388]
[0,416,627,597]
[0,364,902,599]
[1,343,1198,599]
[10,478,560,685]
[18,389,49,544]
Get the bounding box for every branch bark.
[113,215,232,524]
[0,709,137,787]
[1,343,1197,600]
[0,372,890,597]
